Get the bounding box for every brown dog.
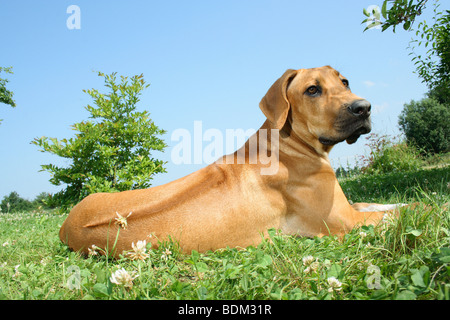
[59,66,404,256]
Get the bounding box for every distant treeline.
[0,191,56,213]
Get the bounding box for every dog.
[59,66,404,256]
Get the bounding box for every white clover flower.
[110,268,138,289]
[304,260,320,274]
[161,248,172,261]
[40,257,50,266]
[302,255,314,266]
[127,240,150,261]
[115,211,132,229]
[88,244,100,256]
[327,277,343,293]
[12,264,22,278]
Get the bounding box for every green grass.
[0,167,449,300]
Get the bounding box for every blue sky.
[0,0,445,200]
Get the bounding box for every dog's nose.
[348,100,371,118]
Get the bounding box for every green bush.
[360,133,423,175]
[32,72,167,210]
[398,98,450,154]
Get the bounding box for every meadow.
[0,166,449,300]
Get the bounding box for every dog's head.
[260,66,371,151]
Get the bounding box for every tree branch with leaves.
[0,66,16,124]
[362,0,449,101]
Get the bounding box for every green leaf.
[411,270,426,288]
[92,283,110,298]
[363,8,370,17]
[197,286,208,299]
[405,227,422,237]
[432,247,450,263]
[381,1,388,19]
[240,273,249,291]
[256,253,273,268]
[195,262,209,273]
[396,290,417,300]
[382,24,391,32]
[93,268,108,283]
[403,20,411,30]
[171,280,190,293]
[191,250,199,263]
[327,263,342,278]
[225,264,242,279]
[367,21,382,30]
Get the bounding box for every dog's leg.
[351,202,408,213]
[348,202,408,228]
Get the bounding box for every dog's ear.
[259,69,297,130]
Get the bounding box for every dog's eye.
[306,86,319,96]
[342,79,349,88]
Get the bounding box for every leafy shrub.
[360,133,423,175]
[32,72,167,210]
[398,98,450,154]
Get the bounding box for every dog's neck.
[252,120,335,174]
[281,111,334,158]
[228,120,336,179]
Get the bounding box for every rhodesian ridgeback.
[59,66,404,256]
